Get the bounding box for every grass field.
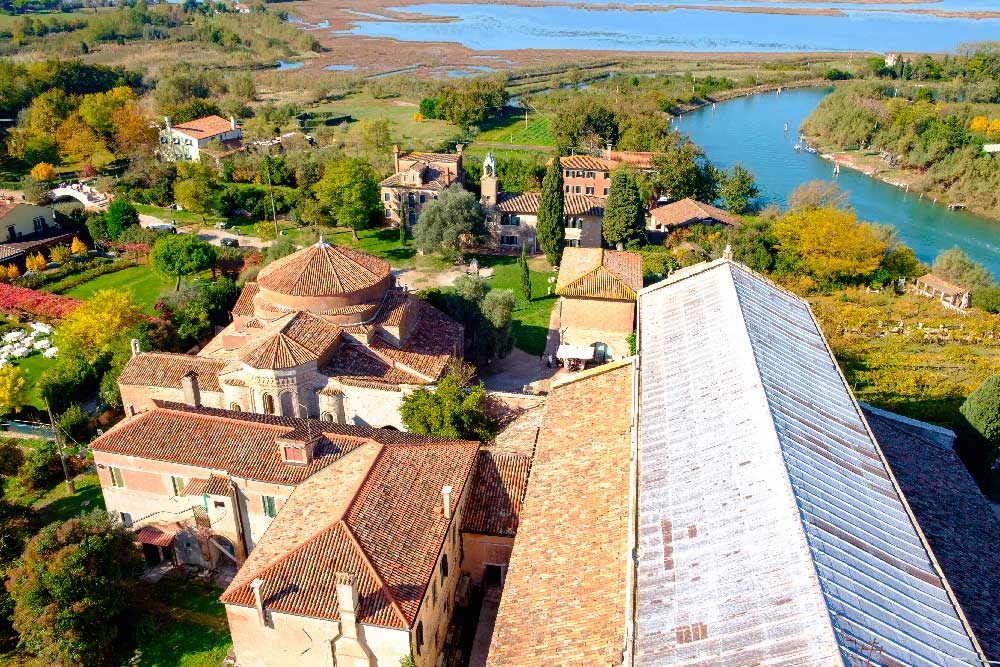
[137,577,231,667]
[474,107,554,146]
[317,93,461,150]
[13,353,59,410]
[63,265,173,315]
[474,254,557,356]
[134,204,226,228]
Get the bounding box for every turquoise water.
[677,88,1000,277]
[346,4,1000,52]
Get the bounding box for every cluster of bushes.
[14,256,110,291]
[154,277,238,350]
[419,275,515,366]
[417,75,508,132]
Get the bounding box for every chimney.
[333,572,374,663]
[230,116,236,131]
[249,578,267,627]
[442,485,453,520]
[130,338,141,357]
[164,115,172,132]
[181,371,201,407]
[606,142,612,160]
[392,144,400,173]
[125,404,136,418]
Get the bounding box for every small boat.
[794,143,802,151]
[804,146,818,154]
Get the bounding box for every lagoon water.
[677,88,1000,277]
[346,4,1000,53]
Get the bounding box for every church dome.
[254,240,392,323]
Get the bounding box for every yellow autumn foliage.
[773,207,886,284]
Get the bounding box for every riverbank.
[804,136,1000,224]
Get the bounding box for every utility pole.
[44,398,74,494]
[265,155,278,239]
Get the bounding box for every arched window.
[230,403,242,412]
[321,412,334,422]
[262,393,275,415]
[407,192,415,204]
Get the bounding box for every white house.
[159,115,243,162]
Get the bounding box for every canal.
[676,87,1000,279]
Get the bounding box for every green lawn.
[13,353,59,410]
[474,107,555,146]
[474,254,557,356]
[134,204,226,228]
[316,93,461,149]
[137,577,231,667]
[4,470,103,523]
[63,265,173,315]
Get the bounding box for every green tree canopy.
[518,245,531,301]
[535,159,565,266]
[312,158,381,241]
[172,162,219,224]
[718,163,760,214]
[150,234,217,289]
[931,246,997,292]
[954,375,1000,482]
[400,362,492,441]
[649,134,719,202]
[412,185,487,254]
[602,167,644,249]
[435,76,508,132]
[103,200,139,242]
[9,511,143,666]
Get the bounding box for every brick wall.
[460,533,514,586]
[560,296,635,334]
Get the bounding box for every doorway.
[142,543,163,566]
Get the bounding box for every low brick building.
[380,145,464,228]
[118,240,463,430]
[647,197,740,231]
[560,148,656,197]
[554,247,642,364]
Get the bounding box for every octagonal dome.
[254,240,392,322]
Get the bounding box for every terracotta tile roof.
[322,344,424,389]
[256,241,390,298]
[379,168,450,191]
[373,289,410,327]
[205,474,232,496]
[559,154,616,171]
[487,405,543,458]
[0,230,74,262]
[171,115,236,140]
[917,272,968,296]
[232,282,259,317]
[368,301,462,381]
[400,150,459,164]
[865,409,1000,660]
[135,526,175,548]
[461,451,531,537]
[238,312,342,370]
[220,439,479,627]
[648,197,740,228]
[182,477,208,496]
[555,247,643,300]
[608,150,656,169]
[118,353,228,392]
[487,363,633,666]
[497,191,605,217]
[91,406,368,485]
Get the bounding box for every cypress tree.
[954,375,1000,480]
[536,158,565,266]
[603,167,643,249]
[519,245,532,302]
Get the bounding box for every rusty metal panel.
[636,261,982,667]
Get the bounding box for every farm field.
[474,107,554,147]
[316,93,461,150]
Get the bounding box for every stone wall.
[460,533,515,586]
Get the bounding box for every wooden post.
[44,398,74,494]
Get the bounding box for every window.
[408,211,416,225]
[567,239,580,247]
[384,192,390,201]
[385,208,392,219]
[185,139,192,145]
[564,185,570,193]
[262,393,275,415]
[172,137,179,144]
[500,235,518,247]
[171,476,185,496]
[441,554,449,582]
[230,403,241,412]
[432,580,437,606]
[586,171,594,178]
[415,622,424,655]
[603,187,609,196]
[564,170,571,178]
[160,136,167,144]
[576,170,583,177]
[575,186,582,194]
[407,193,415,204]
[32,216,45,233]
[109,467,124,488]
[120,512,132,527]
[603,171,609,178]
[262,495,277,518]
[585,186,594,195]
[419,194,426,203]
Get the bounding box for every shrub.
[954,375,1000,483]
[38,356,98,414]
[0,284,81,320]
[57,404,93,446]
[47,245,72,265]
[29,163,56,182]
[16,441,63,491]
[972,286,1000,314]
[71,237,88,255]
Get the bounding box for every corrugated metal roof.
[635,259,984,667]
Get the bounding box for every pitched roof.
[555,247,643,300]
[399,150,460,165]
[865,408,1000,660]
[917,272,969,296]
[220,438,478,628]
[232,281,259,317]
[648,197,740,227]
[461,451,531,537]
[256,241,390,298]
[608,150,656,169]
[91,405,369,485]
[118,353,228,392]
[367,301,462,381]
[322,344,424,390]
[559,154,616,171]
[495,192,604,216]
[635,259,984,666]
[0,230,74,262]
[238,311,341,370]
[486,362,633,666]
[170,115,236,140]
[379,167,450,191]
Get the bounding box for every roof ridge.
[339,520,411,628]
